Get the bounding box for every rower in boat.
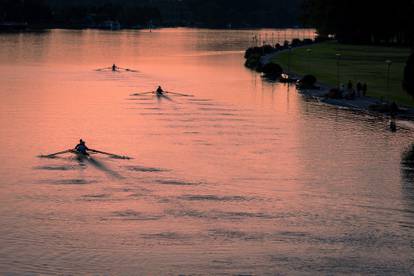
[112,64,118,72]
[156,86,165,96]
[40,142,130,159]
[75,139,90,156]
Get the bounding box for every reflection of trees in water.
[400,144,414,208]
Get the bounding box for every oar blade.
[110,155,132,160]
[131,91,154,96]
[118,67,139,72]
[165,91,193,97]
[89,149,132,160]
[39,149,72,158]
[96,67,112,71]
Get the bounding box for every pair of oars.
[40,149,131,160]
[96,67,139,73]
[131,91,193,97]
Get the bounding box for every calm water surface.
[0,28,414,275]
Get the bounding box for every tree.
[0,0,52,24]
[184,0,301,28]
[300,0,414,46]
[24,0,53,24]
[404,53,414,96]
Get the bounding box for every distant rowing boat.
[131,90,193,98]
[40,148,131,160]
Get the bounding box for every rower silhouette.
[112,64,117,71]
[75,139,89,155]
[156,86,164,95]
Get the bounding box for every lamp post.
[336,53,341,88]
[306,48,312,74]
[385,59,392,96]
[288,46,292,75]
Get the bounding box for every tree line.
[0,0,53,25]
[0,0,301,28]
[300,0,414,46]
[184,0,300,28]
[0,0,162,27]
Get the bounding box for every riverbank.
[270,41,413,106]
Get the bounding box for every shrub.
[297,74,318,89]
[291,38,302,47]
[275,43,282,50]
[301,74,317,85]
[244,53,262,71]
[244,45,276,59]
[303,38,314,45]
[262,44,275,54]
[244,47,260,59]
[262,63,283,78]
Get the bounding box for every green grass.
[271,41,413,106]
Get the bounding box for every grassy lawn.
[271,41,413,106]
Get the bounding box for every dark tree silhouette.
[300,0,413,46]
[404,53,414,96]
[2,0,302,28]
[179,0,301,27]
[0,0,52,24]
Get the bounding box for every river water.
[0,28,413,275]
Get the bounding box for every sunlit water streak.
[0,28,413,275]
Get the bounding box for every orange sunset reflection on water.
[0,29,414,274]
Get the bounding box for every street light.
[306,48,312,74]
[336,53,342,88]
[288,46,292,75]
[385,59,392,96]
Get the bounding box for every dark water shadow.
[86,157,124,179]
[400,145,414,230]
[141,232,191,241]
[177,194,255,202]
[156,93,173,102]
[81,194,111,201]
[110,210,164,221]
[154,179,201,186]
[207,228,266,241]
[124,165,169,173]
[401,145,414,206]
[41,179,98,185]
[166,209,275,220]
[33,165,81,171]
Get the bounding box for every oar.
[117,67,139,72]
[165,91,193,97]
[39,149,72,158]
[131,91,154,96]
[89,149,131,160]
[96,67,112,71]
